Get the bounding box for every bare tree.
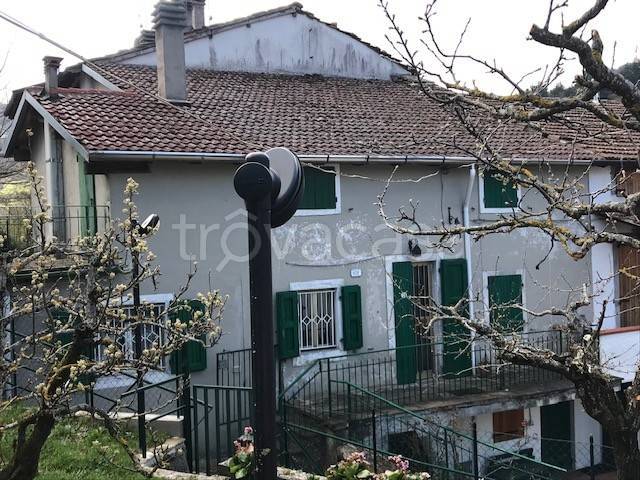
[0,164,225,480]
[377,1,640,478]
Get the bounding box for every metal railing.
[216,348,252,387]
[0,204,110,250]
[282,380,566,480]
[191,384,253,475]
[282,331,571,417]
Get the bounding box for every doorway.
[540,401,573,471]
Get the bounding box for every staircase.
[279,351,568,480]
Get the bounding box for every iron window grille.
[97,303,168,368]
[298,289,337,351]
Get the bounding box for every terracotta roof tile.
[30,63,640,161]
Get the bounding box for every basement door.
[540,401,573,471]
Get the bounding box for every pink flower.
[244,426,254,435]
[345,451,368,465]
[389,455,409,472]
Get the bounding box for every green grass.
[0,407,153,479]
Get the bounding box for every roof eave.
[3,91,89,160]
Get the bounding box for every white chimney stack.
[43,56,63,98]
[191,0,206,29]
[153,1,188,103]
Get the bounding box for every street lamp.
[233,148,304,480]
[131,213,159,456]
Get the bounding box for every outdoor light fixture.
[134,213,160,235]
[233,148,304,480]
[409,239,422,256]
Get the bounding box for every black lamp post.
[131,213,160,456]
[233,148,303,480]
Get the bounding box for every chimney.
[191,0,206,29]
[43,56,63,98]
[153,1,188,103]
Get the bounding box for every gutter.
[87,150,601,165]
[88,150,476,164]
[463,164,476,322]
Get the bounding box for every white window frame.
[295,164,342,217]
[482,270,527,328]
[479,171,521,214]
[290,278,344,365]
[94,293,174,389]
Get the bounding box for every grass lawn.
[0,407,151,479]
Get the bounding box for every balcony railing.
[0,204,110,251]
[283,330,572,416]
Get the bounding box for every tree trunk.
[0,413,55,480]
[612,429,640,480]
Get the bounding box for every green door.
[440,259,472,377]
[78,157,97,236]
[392,261,417,384]
[488,274,524,332]
[540,401,573,471]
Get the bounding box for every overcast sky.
[0,0,637,102]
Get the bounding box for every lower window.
[299,289,337,351]
[97,302,168,368]
[493,409,525,442]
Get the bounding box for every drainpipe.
[463,164,476,322]
[43,122,56,241]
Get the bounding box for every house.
[1,0,637,476]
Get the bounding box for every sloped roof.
[17,62,617,161]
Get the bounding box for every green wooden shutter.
[170,300,208,374]
[440,258,472,377]
[299,166,336,210]
[52,308,94,361]
[488,275,524,332]
[392,261,417,385]
[276,291,300,359]
[484,170,517,209]
[341,285,363,351]
[78,156,97,235]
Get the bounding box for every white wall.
[573,398,602,469]
[476,407,541,473]
[589,166,619,329]
[124,13,408,80]
[600,328,640,382]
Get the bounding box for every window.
[276,283,362,359]
[487,274,524,332]
[97,302,168,367]
[618,245,640,327]
[412,263,435,372]
[299,289,337,351]
[297,165,339,214]
[482,170,518,210]
[493,409,525,442]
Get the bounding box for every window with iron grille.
[298,289,337,351]
[97,302,168,368]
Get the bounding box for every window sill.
[293,347,344,367]
[295,208,341,217]
[479,207,518,214]
[93,370,172,390]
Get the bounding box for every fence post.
[590,435,595,480]
[181,374,193,472]
[281,398,289,468]
[326,359,333,415]
[371,409,378,474]
[472,420,479,480]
